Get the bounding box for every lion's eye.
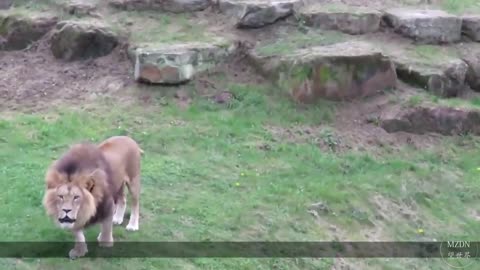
[73,196,79,200]
[58,195,63,200]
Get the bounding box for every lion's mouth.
[58,217,76,223]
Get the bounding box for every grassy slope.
[0,82,479,269]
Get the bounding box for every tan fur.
[42,136,143,259]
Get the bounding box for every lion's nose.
[63,209,71,214]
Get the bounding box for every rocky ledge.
[380,106,480,136]
[393,58,468,98]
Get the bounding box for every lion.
[42,135,143,259]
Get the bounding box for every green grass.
[0,81,479,269]
[105,10,218,46]
[255,30,346,57]
[440,0,480,14]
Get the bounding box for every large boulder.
[249,41,398,102]
[294,4,381,35]
[109,0,211,13]
[50,20,119,61]
[463,52,480,92]
[462,15,480,41]
[218,0,300,28]
[133,41,237,84]
[0,13,58,50]
[393,58,468,97]
[383,8,462,44]
[380,106,480,136]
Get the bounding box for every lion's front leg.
[69,230,88,260]
[97,211,114,248]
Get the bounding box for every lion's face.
[54,185,84,229]
[43,183,96,230]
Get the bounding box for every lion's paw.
[69,247,87,260]
[112,216,124,225]
[126,223,138,231]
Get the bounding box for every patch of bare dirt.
[0,37,133,112]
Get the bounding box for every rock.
[62,1,98,17]
[218,0,299,28]
[393,58,468,97]
[161,0,211,13]
[0,13,58,50]
[134,42,236,84]
[383,8,462,44]
[462,15,480,41]
[0,0,13,9]
[463,52,480,92]
[249,41,398,102]
[381,106,480,136]
[109,0,211,12]
[50,21,119,61]
[294,4,381,35]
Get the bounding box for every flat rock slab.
[393,57,468,97]
[109,0,211,13]
[462,15,480,41]
[0,13,58,50]
[134,42,236,84]
[381,106,480,136]
[249,41,398,102]
[295,4,381,34]
[218,0,299,28]
[383,8,462,44]
[50,21,119,61]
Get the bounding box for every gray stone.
[0,0,13,10]
[0,13,58,50]
[134,42,236,84]
[393,58,468,97]
[381,106,480,136]
[109,0,211,12]
[219,0,299,28]
[383,8,462,44]
[249,41,398,103]
[50,21,119,61]
[295,4,381,34]
[462,15,480,41]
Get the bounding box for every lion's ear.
[86,168,106,192]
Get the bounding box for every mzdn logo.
[440,241,478,269]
